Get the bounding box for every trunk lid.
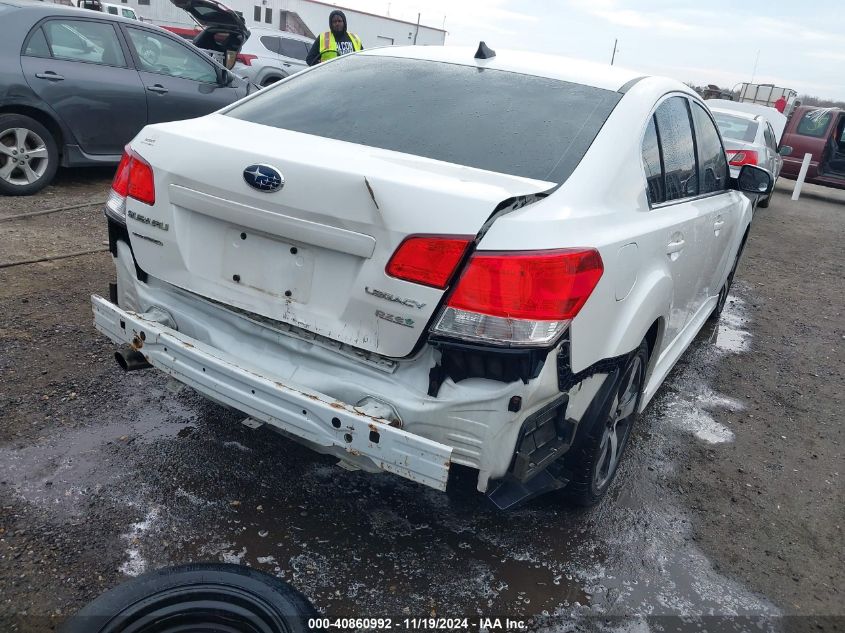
[126,115,554,358]
[170,0,247,31]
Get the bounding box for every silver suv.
[233,26,311,87]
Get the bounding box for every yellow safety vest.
[318,31,362,61]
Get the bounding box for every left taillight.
[235,53,257,66]
[104,145,155,225]
[726,149,758,167]
[431,248,604,346]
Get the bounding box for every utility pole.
[750,49,760,84]
[610,38,618,66]
[413,12,420,44]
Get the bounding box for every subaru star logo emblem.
[243,164,284,193]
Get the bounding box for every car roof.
[709,107,760,122]
[248,26,311,41]
[1,0,137,22]
[359,45,650,92]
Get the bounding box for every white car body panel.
[93,47,753,495]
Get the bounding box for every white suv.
[92,45,772,509]
[233,26,311,87]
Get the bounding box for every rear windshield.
[713,113,758,143]
[795,110,833,138]
[225,55,622,183]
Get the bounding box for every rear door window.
[653,96,698,201]
[127,27,217,83]
[42,20,126,67]
[690,102,728,194]
[226,55,622,183]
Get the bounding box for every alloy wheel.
[593,354,643,490]
[0,127,49,187]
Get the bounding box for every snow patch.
[119,508,160,577]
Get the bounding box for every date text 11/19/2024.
[307,617,528,630]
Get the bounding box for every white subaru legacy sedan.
[91,44,772,509]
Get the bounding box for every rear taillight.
[236,53,257,66]
[104,146,155,224]
[432,248,604,346]
[726,150,758,167]
[386,235,473,289]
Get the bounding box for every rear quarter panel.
[478,78,695,373]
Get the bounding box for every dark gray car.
[0,0,250,195]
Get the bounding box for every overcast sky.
[337,0,845,101]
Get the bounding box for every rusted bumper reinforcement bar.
[91,294,452,490]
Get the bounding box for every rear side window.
[107,6,118,14]
[226,55,622,183]
[690,103,727,194]
[763,123,777,150]
[279,37,308,60]
[796,110,832,138]
[259,36,280,53]
[24,27,51,57]
[42,20,126,67]
[653,96,698,201]
[642,117,664,205]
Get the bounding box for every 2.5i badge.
[375,310,415,328]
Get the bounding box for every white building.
[127,0,447,47]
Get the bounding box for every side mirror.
[778,145,793,156]
[217,67,232,86]
[736,164,774,196]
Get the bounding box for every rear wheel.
[0,114,58,196]
[710,238,745,322]
[561,340,649,506]
[261,75,284,87]
[60,563,316,633]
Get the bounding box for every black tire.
[561,340,649,507]
[757,194,770,208]
[709,237,745,322]
[0,113,59,196]
[261,75,284,87]
[60,563,317,633]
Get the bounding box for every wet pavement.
[0,289,780,631]
[1,178,842,632]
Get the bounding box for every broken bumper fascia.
[91,294,452,491]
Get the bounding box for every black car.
[0,0,251,195]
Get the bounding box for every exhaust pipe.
[115,348,152,372]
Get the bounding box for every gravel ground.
[0,176,842,633]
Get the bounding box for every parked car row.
[0,0,254,195]
[91,45,774,508]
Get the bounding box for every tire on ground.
[0,113,59,196]
[557,339,649,507]
[60,562,317,633]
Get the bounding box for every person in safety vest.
[306,10,363,66]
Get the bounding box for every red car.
[779,106,845,190]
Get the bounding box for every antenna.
[475,41,495,60]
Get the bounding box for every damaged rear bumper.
[91,294,452,490]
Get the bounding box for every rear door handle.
[147,84,168,94]
[666,238,685,262]
[35,71,64,81]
